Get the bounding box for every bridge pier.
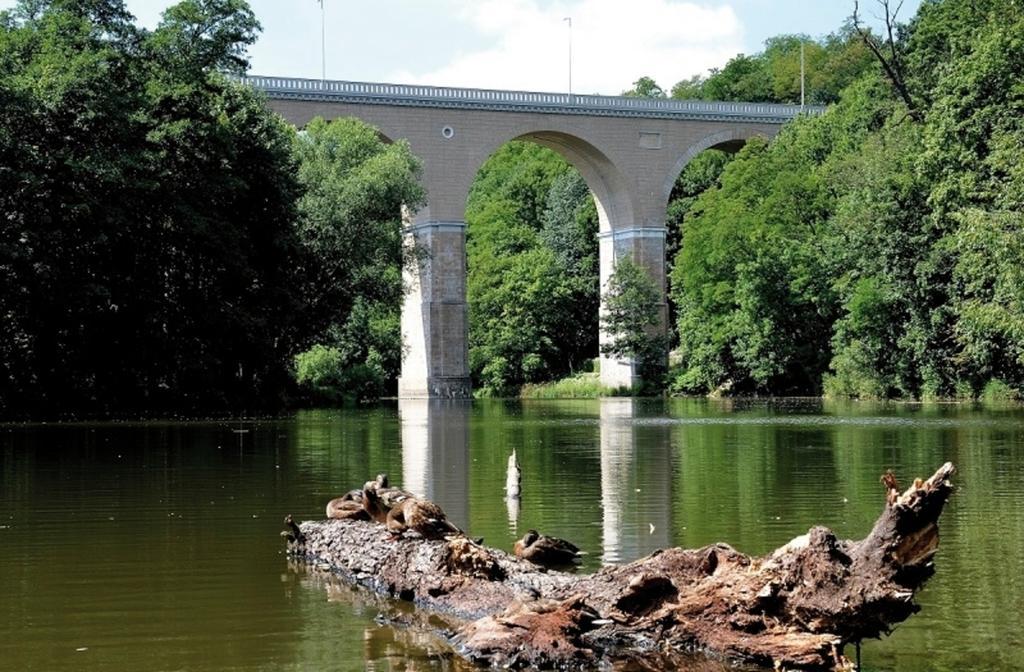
[398,220,473,398]
[599,226,668,390]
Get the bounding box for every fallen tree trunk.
[284,463,956,671]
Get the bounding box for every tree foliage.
[0,0,301,416]
[290,117,423,402]
[668,30,876,105]
[669,0,1024,401]
[466,142,598,395]
[0,0,423,415]
[601,257,668,393]
[622,75,665,98]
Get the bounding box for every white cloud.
[387,0,744,95]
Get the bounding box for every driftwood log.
[283,463,955,671]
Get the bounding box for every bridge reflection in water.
[399,399,471,530]
[599,399,673,564]
[397,398,677,565]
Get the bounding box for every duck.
[326,497,369,520]
[325,473,387,519]
[328,473,411,520]
[361,480,393,524]
[881,470,900,505]
[376,480,415,509]
[386,497,462,539]
[514,529,583,567]
[330,473,390,505]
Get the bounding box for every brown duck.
[361,480,392,524]
[328,473,410,520]
[327,473,388,506]
[514,529,582,567]
[326,497,368,520]
[386,497,461,539]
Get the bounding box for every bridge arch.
[464,129,646,389]
[475,129,638,235]
[660,128,768,210]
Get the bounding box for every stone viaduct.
[245,76,816,398]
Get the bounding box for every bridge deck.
[244,75,822,124]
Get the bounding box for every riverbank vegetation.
[666,0,1024,400]
[467,143,599,397]
[2,0,1022,415]
[0,0,418,416]
[519,371,614,400]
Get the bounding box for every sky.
[0,0,923,95]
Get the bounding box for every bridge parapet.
[244,75,823,124]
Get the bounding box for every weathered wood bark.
[284,463,955,671]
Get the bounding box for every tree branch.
[852,0,921,121]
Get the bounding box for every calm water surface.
[2,399,1022,671]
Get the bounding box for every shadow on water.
[1,398,1023,670]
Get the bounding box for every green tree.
[947,210,1024,395]
[670,75,704,100]
[147,0,259,76]
[0,0,303,416]
[539,171,600,366]
[822,115,931,399]
[669,74,895,396]
[701,54,773,102]
[665,150,733,262]
[601,257,668,393]
[540,171,598,278]
[668,0,1024,401]
[290,116,424,401]
[669,30,874,105]
[466,142,599,394]
[622,75,666,98]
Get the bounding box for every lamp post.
[800,39,805,110]
[563,17,572,100]
[318,0,326,81]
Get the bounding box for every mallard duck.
[376,483,415,509]
[361,480,392,524]
[881,470,900,505]
[514,529,582,567]
[333,473,390,504]
[326,497,369,520]
[326,473,390,519]
[386,497,461,539]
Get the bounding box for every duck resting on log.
[514,529,584,567]
[282,462,956,671]
[325,473,417,520]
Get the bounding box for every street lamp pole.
[319,0,326,82]
[563,17,572,99]
[800,39,805,110]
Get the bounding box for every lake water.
[2,399,1022,671]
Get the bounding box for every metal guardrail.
[243,75,822,123]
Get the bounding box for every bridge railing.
[243,75,822,121]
